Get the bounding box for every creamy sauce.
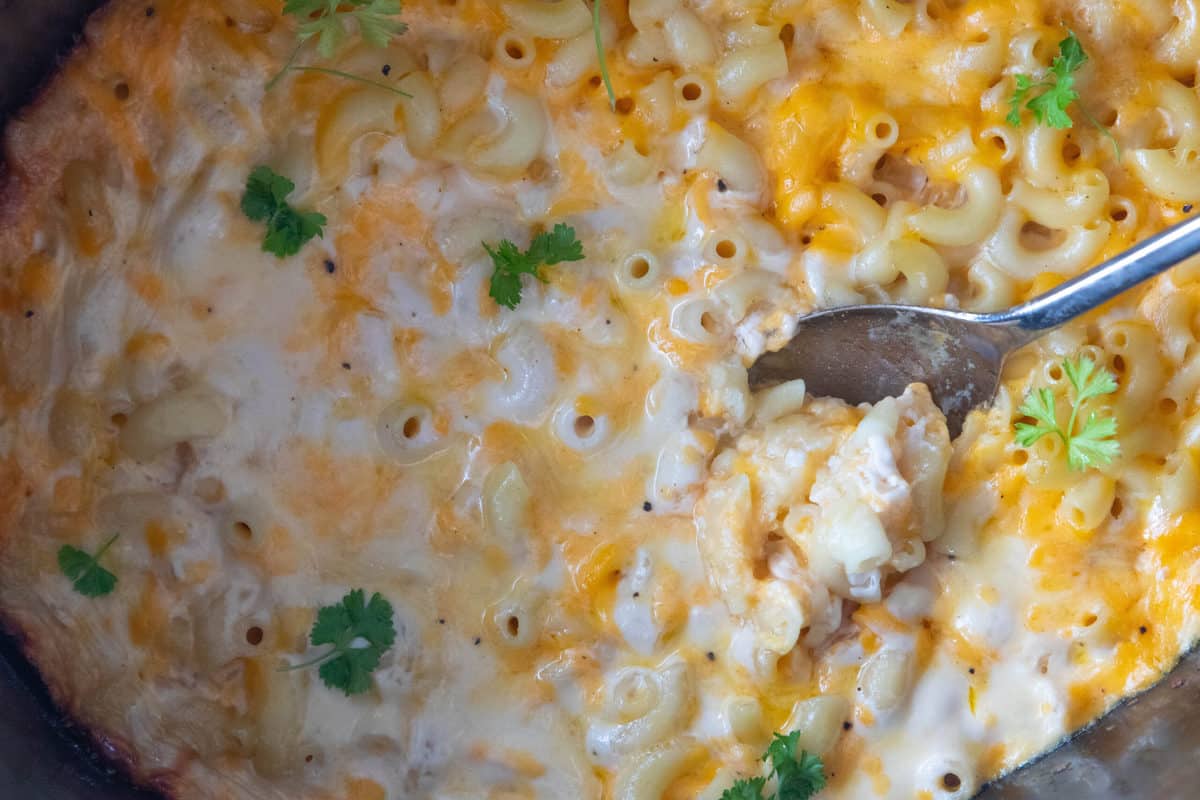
[0,2,1198,799]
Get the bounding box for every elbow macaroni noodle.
[2,1,1200,799]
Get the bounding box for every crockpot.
[0,3,1197,798]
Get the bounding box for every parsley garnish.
[1006,31,1119,157]
[720,731,827,800]
[483,223,585,309]
[58,534,120,597]
[267,0,410,96]
[241,166,327,258]
[591,1,616,110]
[722,778,769,800]
[280,589,396,696]
[1015,355,1121,471]
[284,0,407,57]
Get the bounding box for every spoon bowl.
[749,213,1200,436]
[749,306,1029,437]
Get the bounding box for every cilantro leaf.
[1006,74,1034,127]
[57,534,120,597]
[350,0,407,49]
[1056,31,1087,73]
[1006,31,1117,157]
[1014,387,1060,447]
[241,166,327,258]
[1063,355,1119,403]
[1008,32,1087,130]
[721,777,768,800]
[1013,356,1120,471]
[718,730,826,800]
[483,224,586,309]
[766,732,827,800]
[1068,413,1120,471]
[284,0,345,58]
[282,589,396,696]
[527,223,587,266]
[270,1,408,91]
[241,166,294,220]
[284,0,406,58]
[1025,72,1077,129]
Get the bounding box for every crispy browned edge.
[0,2,185,797]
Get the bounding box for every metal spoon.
[748,213,1200,437]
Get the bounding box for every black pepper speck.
[717,179,728,192]
[24,310,34,318]
[842,721,852,730]
[1186,204,1194,213]
[145,6,155,16]
[382,64,392,76]
[324,259,336,274]
[473,637,481,646]
[706,651,715,661]
[642,501,652,512]
[341,362,351,370]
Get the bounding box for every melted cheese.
[1,1,1199,799]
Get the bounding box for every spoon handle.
[984,212,1200,339]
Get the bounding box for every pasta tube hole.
[1018,221,1065,252]
[573,415,595,437]
[194,476,226,504]
[496,32,536,69]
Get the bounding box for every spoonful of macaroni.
[749,213,1200,437]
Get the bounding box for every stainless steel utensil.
[749,213,1200,436]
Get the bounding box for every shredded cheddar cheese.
[0,1,1198,799]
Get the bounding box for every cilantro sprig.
[267,0,410,96]
[241,166,327,258]
[281,589,396,696]
[1006,31,1119,157]
[1015,355,1121,471]
[284,0,407,57]
[58,534,120,598]
[483,223,585,309]
[720,731,827,800]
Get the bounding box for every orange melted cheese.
[0,1,1198,799]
